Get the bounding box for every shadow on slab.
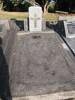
[0,37,12,100]
[46,21,66,37]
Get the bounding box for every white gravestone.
[29,6,42,32]
[64,20,75,38]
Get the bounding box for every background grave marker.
[64,20,75,38]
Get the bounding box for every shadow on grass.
[0,37,12,100]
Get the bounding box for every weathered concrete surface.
[4,20,19,63]
[0,20,19,100]
[12,91,75,100]
[62,37,75,56]
[1,20,75,99]
[0,20,10,30]
[9,32,75,97]
[0,20,19,63]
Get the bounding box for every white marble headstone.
[29,6,42,32]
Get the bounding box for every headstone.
[29,6,42,32]
[0,21,19,63]
[64,20,75,38]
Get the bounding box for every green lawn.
[0,11,59,21]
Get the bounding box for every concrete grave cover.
[64,20,75,38]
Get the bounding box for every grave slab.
[64,20,75,38]
[63,38,75,54]
[62,20,75,55]
[54,20,75,55]
[9,32,75,97]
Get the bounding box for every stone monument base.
[9,31,75,97]
[0,20,75,99]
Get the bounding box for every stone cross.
[30,13,40,28]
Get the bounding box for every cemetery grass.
[0,11,28,20]
[44,12,59,21]
[0,11,59,21]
